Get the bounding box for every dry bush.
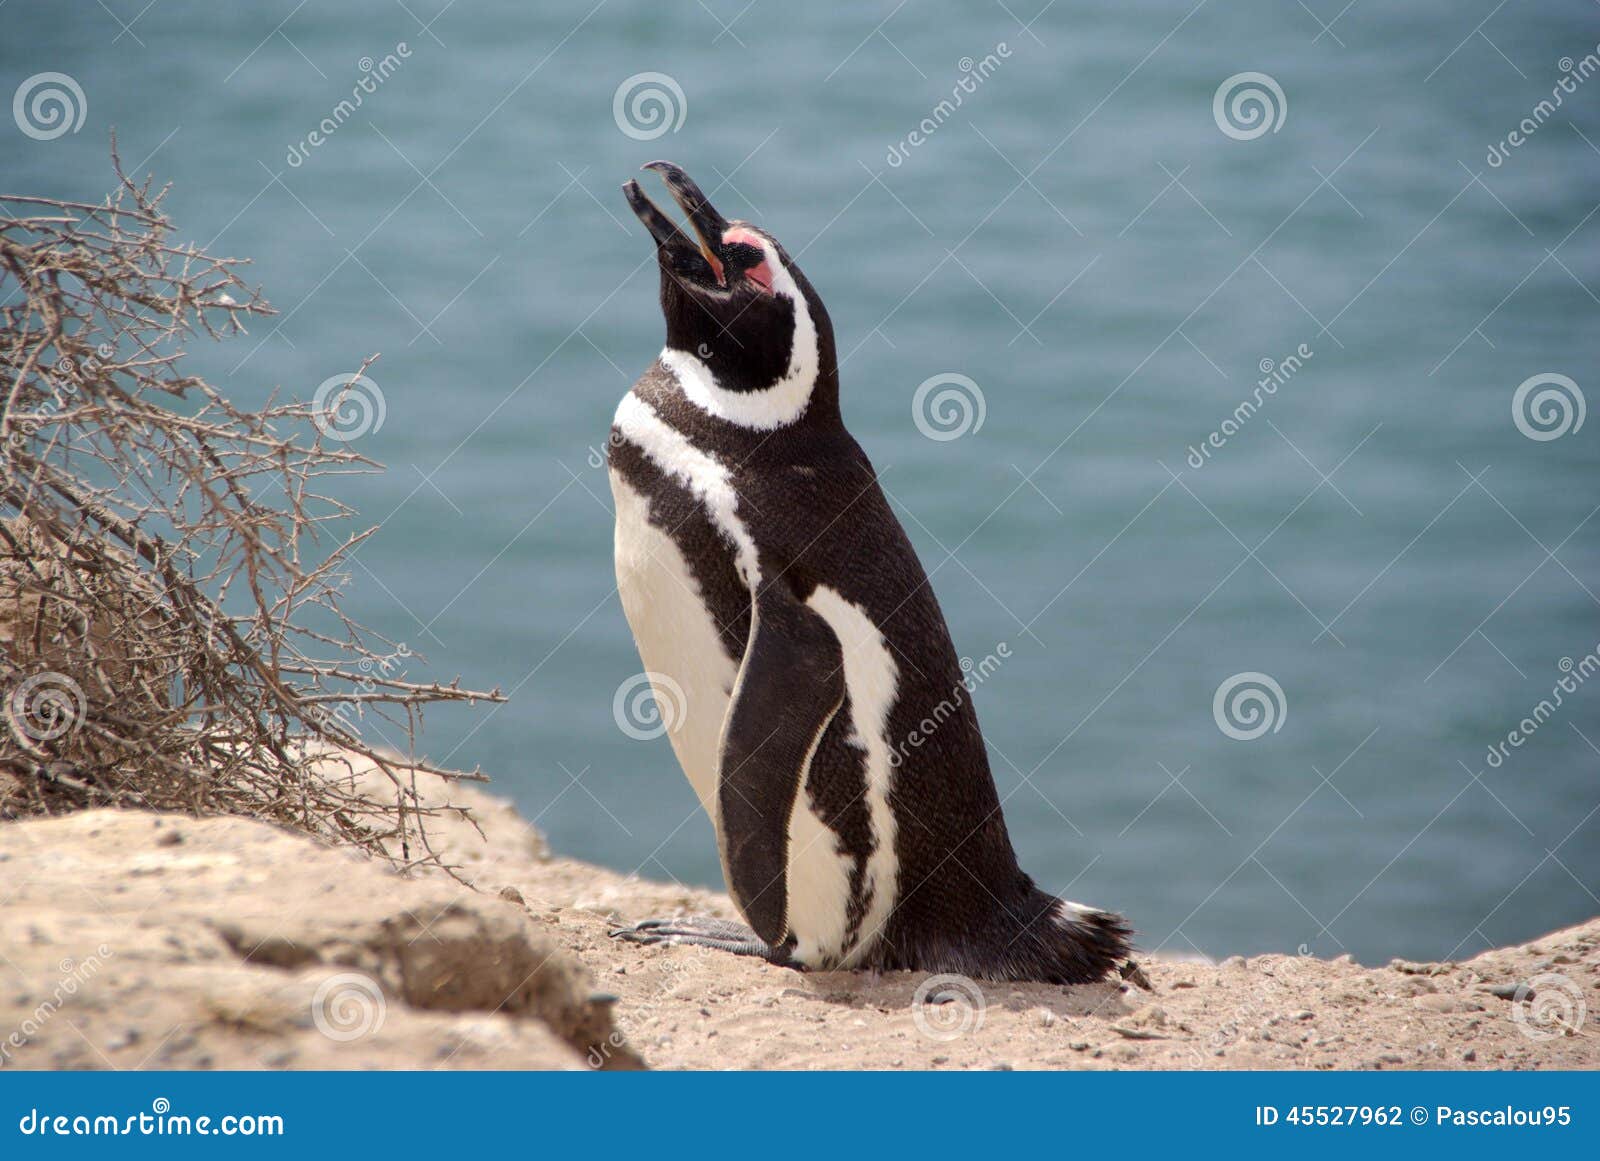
[0,148,502,868]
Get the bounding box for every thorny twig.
[0,147,503,868]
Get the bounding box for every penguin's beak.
[624,161,729,287]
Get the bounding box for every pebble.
[1037,1009,1057,1028]
[1413,993,1484,1013]
[1127,1004,1168,1028]
[1482,983,1523,1000]
[1461,1048,1477,1062]
[1069,1040,1090,1051]
[497,885,525,905]
[1390,958,1450,976]
[1291,1010,1315,1021]
[1220,956,1247,970]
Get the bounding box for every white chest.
[609,468,738,826]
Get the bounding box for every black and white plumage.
[606,162,1131,983]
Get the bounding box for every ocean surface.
[4,1,1597,964]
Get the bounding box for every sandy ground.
[436,776,1599,1070]
[1,762,1595,1070]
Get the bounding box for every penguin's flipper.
[716,585,846,947]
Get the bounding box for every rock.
[1110,1024,1168,1041]
[497,886,526,905]
[1220,956,1247,970]
[1390,959,1446,975]
[0,810,641,1070]
[1127,1004,1169,1028]
[1413,994,1485,1014]
[7,754,1600,1074]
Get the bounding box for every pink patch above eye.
[722,227,775,293]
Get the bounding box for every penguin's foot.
[609,916,800,969]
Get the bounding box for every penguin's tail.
[1013,891,1135,985]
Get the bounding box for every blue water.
[4,1,1597,964]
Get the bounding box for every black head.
[624,162,837,407]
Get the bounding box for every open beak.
[623,161,728,286]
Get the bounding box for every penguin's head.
[624,161,835,402]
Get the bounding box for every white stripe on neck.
[661,237,819,430]
[612,391,761,586]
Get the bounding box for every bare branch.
[0,150,503,868]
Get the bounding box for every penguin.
[605,161,1132,984]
